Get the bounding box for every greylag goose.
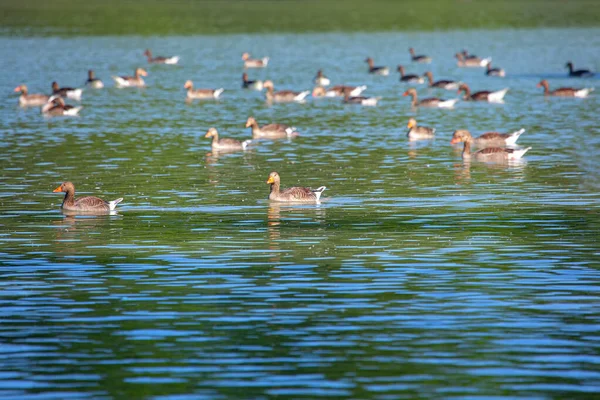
[53,181,123,213]
[343,90,380,106]
[184,80,224,99]
[451,130,531,161]
[403,88,458,108]
[486,63,506,77]
[424,72,460,90]
[407,118,435,140]
[41,96,82,116]
[242,73,263,90]
[263,80,309,103]
[242,52,269,68]
[205,128,251,151]
[14,84,49,107]
[397,65,424,83]
[245,116,298,139]
[312,85,367,98]
[365,58,389,75]
[451,129,525,147]
[455,53,491,67]
[52,81,82,101]
[112,68,147,88]
[458,83,508,102]
[314,69,331,86]
[85,70,104,88]
[409,47,432,63]
[537,80,592,98]
[566,62,594,78]
[266,172,326,203]
[144,49,179,64]
[461,50,479,60]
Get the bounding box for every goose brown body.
[536,79,591,97]
[263,81,309,102]
[205,128,251,151]
[458,83,508,102]
[41,96,81,116]
[451,129,524,148]
[246,117,298,139]
[184,80,224,99]
[312,85,367,98]
[266,172,326,202]
[424,72,459,90]
[409,48,432,63]
[53,181,123,213]
[113,68,147,87]
[242,52,269,68]
[14,85,49,106]
[450,130,531,161]
[407,118,435,140]
[365,58,389,75]
[397,65,424,83]
[403,88,457,108]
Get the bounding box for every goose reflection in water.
[53,213,122,254]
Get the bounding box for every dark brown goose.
[423,72,460,90]
[242,73,263,90]
[403,88,458,108]
[365,57,389,75]
[41,96,82,116]
[266,172,326,202]
[409,48,432,63]
[537,80,592,97]
[397,65,424,83]
[450,130,531,162]
[52,81,82,100]
[53,181,123,212]
[486,63,506,77]
[85,70,104,88]
[458,83,508,102]
[144,49,179,64]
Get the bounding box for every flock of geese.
[12,47,596,212]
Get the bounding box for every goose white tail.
[312,186,327,201]
[262,57,270,67]
[66,89,83,101]
[213,88,224,98]
[294,91,310,102]
[109,198,124,211]
[575,88,593,98]
[509,147,531,160]
[506,128,525,146]
[285,127,299,137]
[439,98,459,108]
[362,97,381,106]
[488,88,509,102]
[481,57,492,67]
[242,140,252,150]
[112,76,129,87]
[165,56,180,64]
[350,85,367,96]
[64,107,82,116]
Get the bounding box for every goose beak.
[266,177,275,184]
[14,86,21,92]
[52,186,62,193]
[450,138,459,145]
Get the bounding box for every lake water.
[1,28,599,399]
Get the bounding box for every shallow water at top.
[0,28,599,399]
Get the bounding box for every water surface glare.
[1,29,600,399]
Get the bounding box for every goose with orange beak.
[112,68,148,88]
[266,172,326,202]
[53,181,123,212]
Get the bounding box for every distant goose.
[144,49,179,64]
[423,71,460,90]
[397,65,424,83]
[455,52,491,67]
[537,79,592,98]
[242,73,263,90]
[112,68,147,88]
[461,50,479,60]
[53,181,123,213]
[263,80,309,103]
[245,116,298,139]
[407,118,435,140]
[451,130,531,162]
[205,127,251,151]
[486,63,506,77]
[52,81,83,101]
[14,84,49,107]
[458,84,508,102]
[312,85,367,98]
[409,47,432,63]
[314,69,331,86]
[266,171,326,203]
[403,88,458,108]
[242,52,269,68]
[85,70,104,88]
[184,80,224,99]
[343,90,380,106]
[42,96,82,116]
[365,57,389,75]
[450,129,525,148]
[565,61,594,78]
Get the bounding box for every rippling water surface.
[1,29,599,399]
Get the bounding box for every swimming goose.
[266,171,326,203]
[312,85,367,98]
[461,50,479,60]
[245,116,298,139]
[263,80,309,102]
[314,69,331,86]
[343,91,380,106]
[41,96,82,116]
[242,73,263,90]
[450,130,531,161]
[409,47,432,63]
[184,80,224,99]
[14,84,49,107]
[365,58,389,75]
[455,53,491,67]
[458,84,508,102]
[112,68,147,88]
[403,88,458,108]
[565,62,594,78]
[407,118,435,140]
[205,127,251,151]
[397,65,424,83]
[486,63,506,77]
[144,49,180,64]
[242,52,269,68]
[451,129,525,148]
[537,80,592,98]
[423,72,460,90]
[85,70,104,88]
[52,81,83,101]
[53,181,123,213]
